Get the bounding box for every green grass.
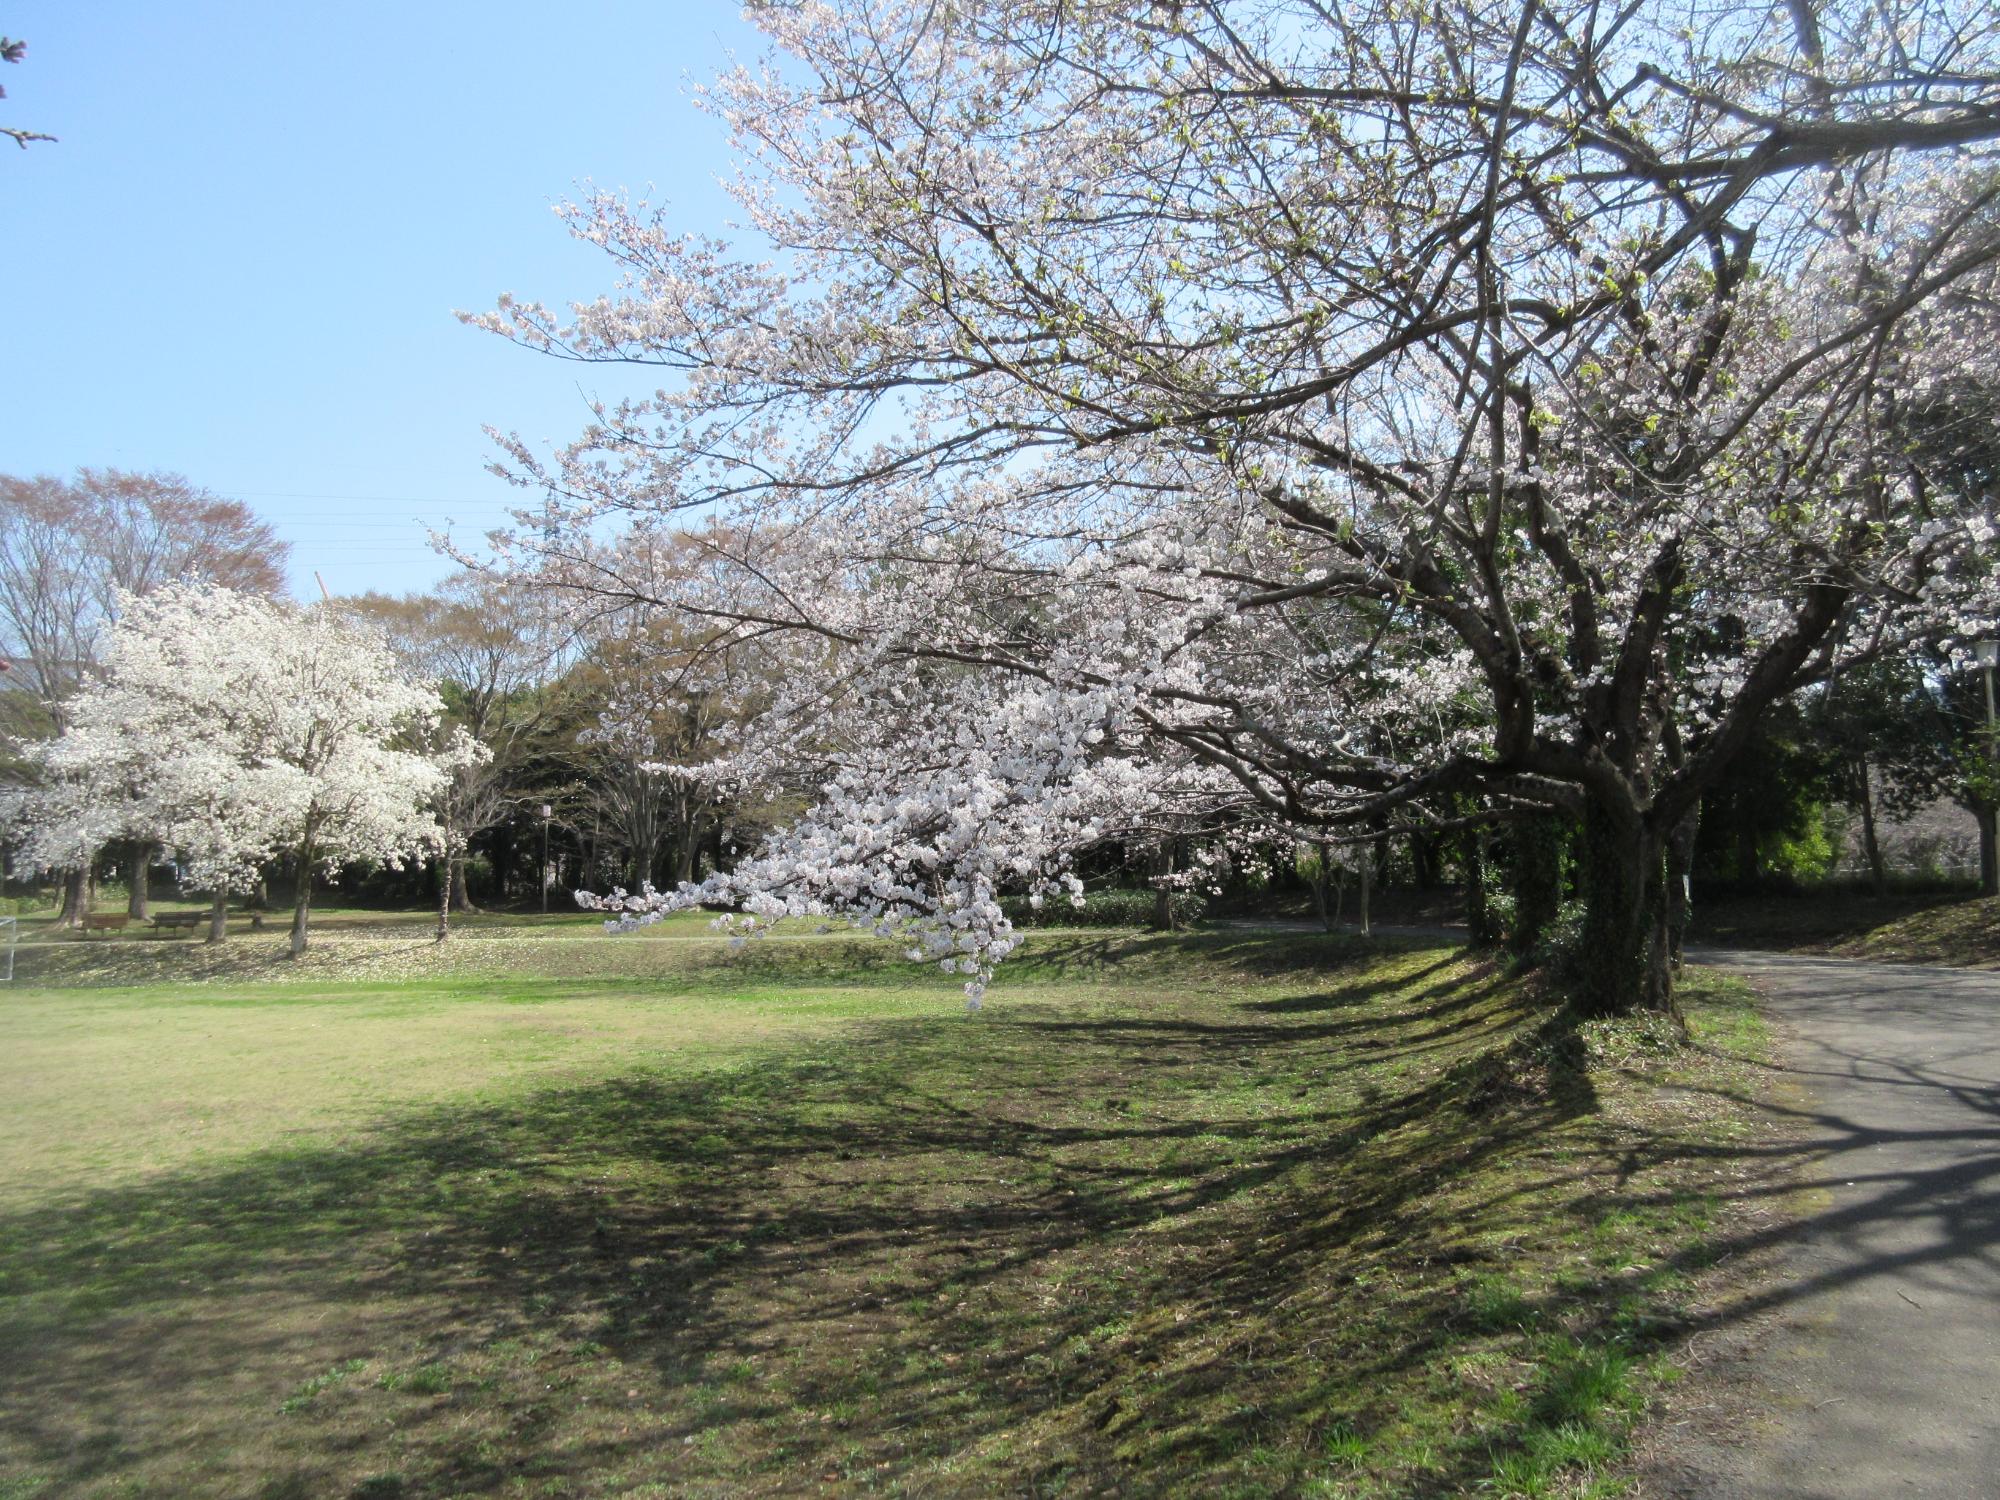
[0,922,1775,1497]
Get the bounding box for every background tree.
[0,469,290,921]
[17,587,450,946]
[74,586,444,951]
[349,574,567,911]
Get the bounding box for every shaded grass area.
[0,931,1772,1498]
[1692,891,2000,968]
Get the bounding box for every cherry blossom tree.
[473,0,2000,1015]
[0,469,290,921]
[20,586,451,949]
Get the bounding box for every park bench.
[79,913,131,934]
[148,908,269,936]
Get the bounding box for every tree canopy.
[471,0,2000,1012]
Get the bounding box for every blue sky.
[2,1,760,596]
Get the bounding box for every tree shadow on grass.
[0,959,1653,1499]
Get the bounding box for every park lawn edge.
[0,932,1784,1499]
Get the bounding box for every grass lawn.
[0,919,1774,1498]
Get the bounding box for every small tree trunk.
[291,877,313,955]
[1735,819,1762,888]
[1856,761,1886,895]
[1509,813,1565,955]
[1150,841,1178,930]
[1358,856,1372,937]
[1665,806,1699,975]
[1311,841,1333,933]
[1411,833,1440,891]
[1462,825,1493,945]
[436,859,452,944]
[206,888,228,944]
[127,842,152,919]
[672,825,701,887]
[290,831,317,957]
[1980,807,1998,898]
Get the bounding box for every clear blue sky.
[2,1,760,597]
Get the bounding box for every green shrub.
[1531,899,1590,980]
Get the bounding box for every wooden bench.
[80,913,131,933]
[147,909,269,936]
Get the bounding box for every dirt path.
[1658,949,2000,1497]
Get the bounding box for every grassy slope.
[1692,892,2000,968]
[0,924,1772,1499]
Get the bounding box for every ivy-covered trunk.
[1507,813,1567,956]
[1573,799,1683,1025]
[1461,825,1496,946]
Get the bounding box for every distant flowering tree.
[21,586,451,949]
[474,0,2000,1015]
[0,468,292,921]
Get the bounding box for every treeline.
[3,470,1991,933]
[0,471,795,920]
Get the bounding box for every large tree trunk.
[1980,806,1998,898]
[206,887,228,944]
[1575,800,1649,1015]
[449,855,478,913]
[671,823,702,887]
[1574,799,1684,1025]
[58,867,87,927]
[126,842,152,919]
